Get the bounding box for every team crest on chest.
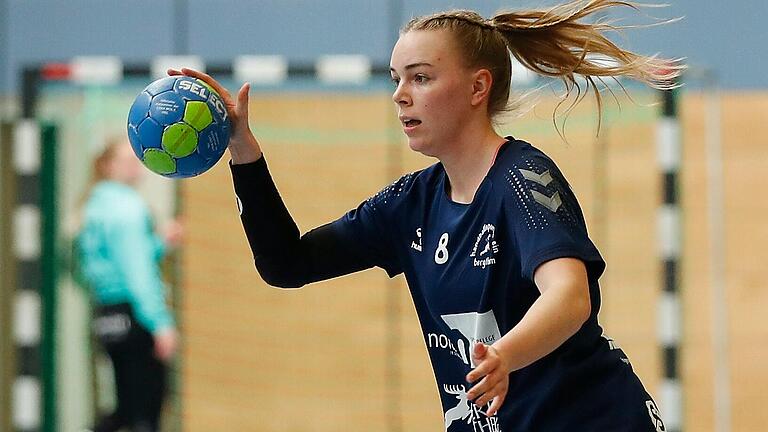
[470,224,499,269]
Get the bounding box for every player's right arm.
[170,68,402,288]
[231,157,402,288]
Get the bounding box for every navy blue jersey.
[231,137,665,432]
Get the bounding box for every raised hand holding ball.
[127,75,231,178]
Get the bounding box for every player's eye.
[414,74,429,83]
[390,76,400,86]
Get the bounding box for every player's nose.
[392,83,411,106]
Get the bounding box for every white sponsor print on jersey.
[428,311,503,430]
[441,310,502,367]
[411,227,423,252]
[427,311,502,366]
[443,384,501,432]
[602,334,630,365]
[470,224,499,269]
[235,195,243,215]
[646,400,666,432]
[427,332,471,364]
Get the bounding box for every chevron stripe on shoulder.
[530,190,562,213]
[518,168,553,187]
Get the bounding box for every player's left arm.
[465,257,591,416]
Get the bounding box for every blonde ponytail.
[403,0,685,134]
[491,1,681,88]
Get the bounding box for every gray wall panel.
[0,0,7,95]
[1,0,766,93]
[186,0,393,63]
[6,0,176,90]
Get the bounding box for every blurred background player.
[171,0,681,430]
[76,138,181,432]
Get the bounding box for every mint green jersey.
[78,181,173,333]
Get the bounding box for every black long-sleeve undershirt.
[229,157,379,288]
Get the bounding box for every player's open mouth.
[400,116,422,130]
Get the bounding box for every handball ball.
[127,76,231,178]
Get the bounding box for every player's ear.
[470,68,493,107]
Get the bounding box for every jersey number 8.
[435,233,449,265]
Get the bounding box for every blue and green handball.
[127,76,231,178]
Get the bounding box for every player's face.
[390,30,477,157]
[109,142,144,185]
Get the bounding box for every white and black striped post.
[1,122,16,432]
[11,119,43,432]
[657,87,682,432]
[4,71,59,430]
